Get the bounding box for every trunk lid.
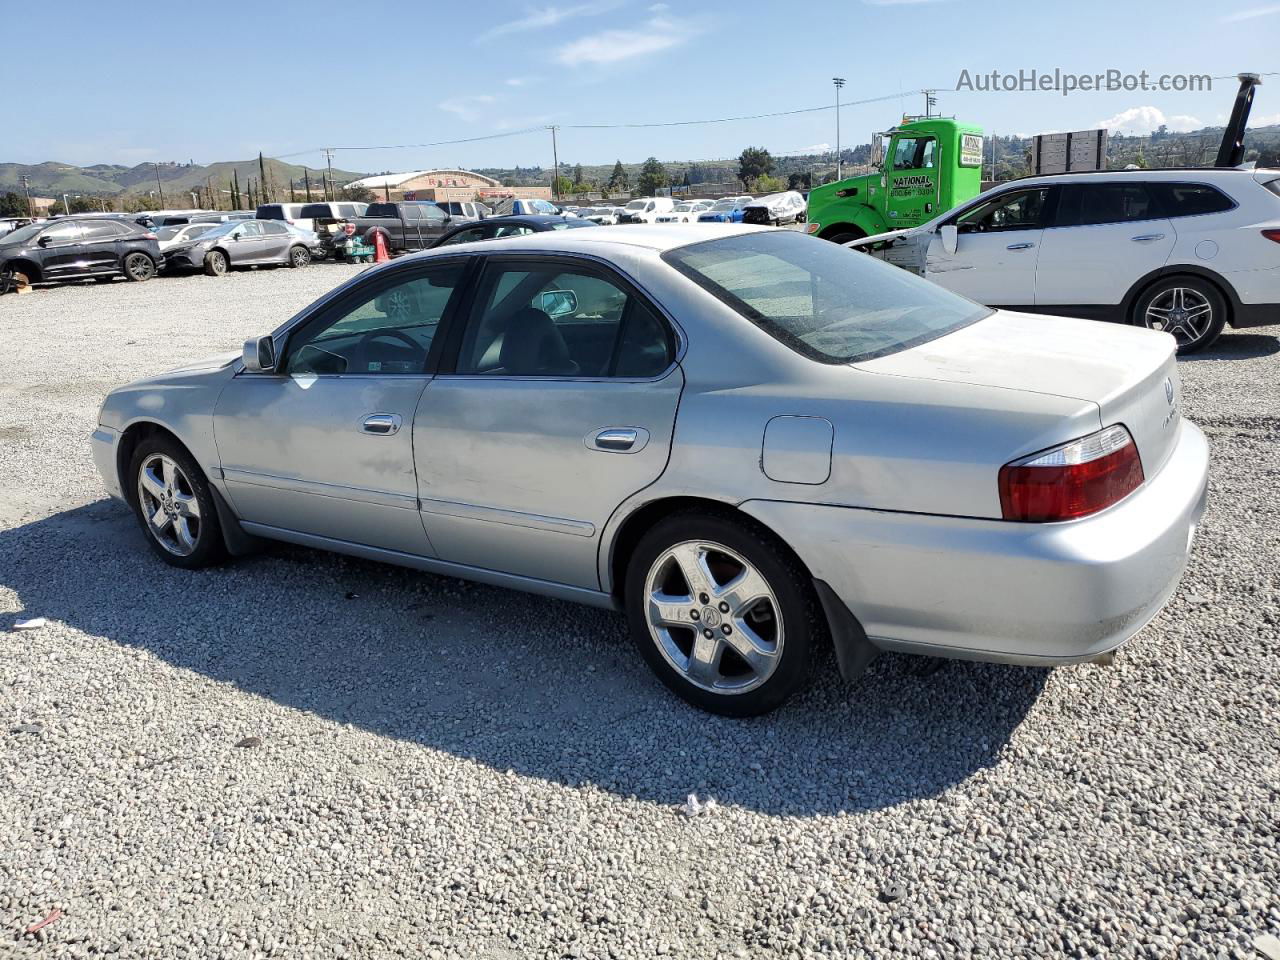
[857,310,1184,479]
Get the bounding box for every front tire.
[625,511,821,716]
[122,252,156,282]
[203,250,228,277]
[825,228,867,246]
[1131,275,1226,353]
[129,436,226,569]
[288,245,311,268]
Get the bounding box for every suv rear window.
[257,205,285,219]
[1149,182,1236,218]
[1055,183,1156,227]
[663,232,990,364]
[300,204,332,218]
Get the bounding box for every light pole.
[62,193,79,215]
[832,77,846,181]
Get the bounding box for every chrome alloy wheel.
[1144,286,1213,346]
[644,540,784,694]
[136,453,202,556]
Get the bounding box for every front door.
[226,221,267,264]
[413,255,684,590]
[213,260,470,555]
[36,221,87,279]
[925,185,1054,306]
[884,134,939,227]
[1034,181,1175,309]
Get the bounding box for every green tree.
[738,146,774,188]
[636,157,669,196]
[607,160,628,193]
[553,175,574,197]
[753,175,786,194]
[339,184,375,203]
[571,163,585,189]
[0,192,28,217]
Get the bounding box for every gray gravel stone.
[0,269,1277,957]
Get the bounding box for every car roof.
[427,223,775,257]
[1001,166,1274,187]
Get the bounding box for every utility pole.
[153,162,165,208]
[19,175,33,218]
[832,78,845,181]
[548,125,560,200]
[324,149,335,202]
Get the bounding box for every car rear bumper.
[91,425,124,501]
[741,419,1209,665]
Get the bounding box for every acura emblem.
[1164,377,1174,405]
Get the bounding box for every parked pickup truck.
[353,201,452,253]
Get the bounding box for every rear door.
[80,220,127,273]
[1034,181,1175,309]
[412,254,683,589]
[259,220,291,261]
[924,185,1053,306]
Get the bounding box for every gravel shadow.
[1,500,1047,816]
[1179,331,1280,361]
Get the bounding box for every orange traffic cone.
[373,230,389,263]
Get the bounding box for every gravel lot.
[1,265,1278,959]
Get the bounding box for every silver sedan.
[91,225,1209,715]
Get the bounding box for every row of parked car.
[560,193,808,227]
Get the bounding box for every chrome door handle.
[1130,234,1166,242]
[361,413,402,436]
[1005,242,1035,250]
[588,427,649,453]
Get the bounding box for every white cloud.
[555,13,693,65]
[649,2,669,9]
[505,76,539,87]
[1220,2,1280,20]
[783,143,832,155]
[1253,112,1280,126]
[863,0,948,5]
[438,94,496,121]
[1095,106,1202,135]
[481,3,615,39]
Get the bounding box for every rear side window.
[663,231,990,364]
[1055,183,1156,227]
[82,222,126,239]
[262,222,288,235]
[1149,182,1235,218]
[366,203,397,217]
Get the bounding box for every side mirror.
[37,235,53,247]
[539,289,579,318]
[940,224,959,255]
[242,335,276,373]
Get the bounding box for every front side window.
[41,222,83,244]
[1055,183,1155,227]
[284,266,465,376]
[663,231,989,364]
[440,226,488,245]
[492,224,534,238]
[953,187,1050,233]
[238,222,263,237]
[891,137,936,171]
[455,261,672,378]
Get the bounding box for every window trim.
[1149,180,1239,220]
[947,184,1057,234]
[242,255,478,379]
[437,252,681,382]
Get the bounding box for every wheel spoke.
[1184,303,1211,318]
[686,633,722,685]
[670,543,713,597]
[160,457,176,491]
[724,621,777,676]
[173,491,200,519]
[150,505,170,531]
[139,466,166,500]
[714,566,772,618]
[1146,305,1173,319]
[174,517,198,551]
[648,592,690,629]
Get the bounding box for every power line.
[272,126,547,160]
[563,90,926,129]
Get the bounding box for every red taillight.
[142,231,157,240]
[1262,229,1280,244]
[999,425,1144,522]
[285,218,294,224]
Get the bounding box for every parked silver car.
[161,219,320,275]
[91,225,1208,715]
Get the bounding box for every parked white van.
[618,197,676,224]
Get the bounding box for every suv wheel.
[625,511,821,716]
[1132,275,1227,353]
[122,252,156,282]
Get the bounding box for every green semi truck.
[805,116,985,245]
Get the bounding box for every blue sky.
[10,0,1280,174]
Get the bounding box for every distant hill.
[0,158,366,198]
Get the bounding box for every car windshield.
[3,223,45,244]
[156,227,182,240]
[552,219,598,229]
[663,232,991,364]
[710,200,735,211]
[625,200,646,210]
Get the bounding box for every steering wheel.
[355,329,424,370]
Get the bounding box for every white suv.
[854,168,1280,351]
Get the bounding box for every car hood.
[846,226,918,248]
[161,350,241,375]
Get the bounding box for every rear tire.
[122,252,156,282]
[624,511,821,716]
[128,435,227,569]
[203,250,228,277]
[1130,275,1227,353]
[288,245,311,268]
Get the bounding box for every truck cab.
[805,117,984,245]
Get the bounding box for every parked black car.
[432,214,598,247]
[0,217,162,291]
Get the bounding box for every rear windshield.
[663,232,990,364]
[300,204,333,218]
